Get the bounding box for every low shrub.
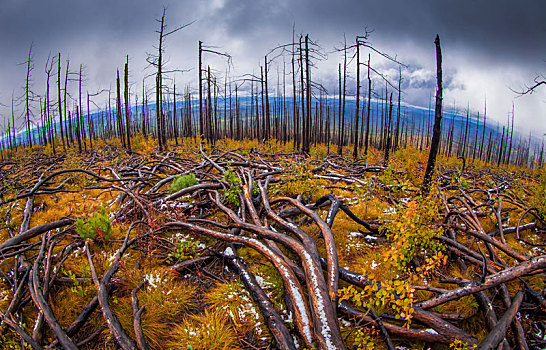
[75,208,111,242]
[170,173,198,193]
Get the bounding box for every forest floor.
[0,136,545,350]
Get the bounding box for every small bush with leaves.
[75,208,111,242]
[222,165,241,206]
[167,240,200,264]
[170,173,198,193]
[382,195,445,271]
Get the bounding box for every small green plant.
[64,268,86,297]
[167,240,200,264]
[169,173,198,193]
[459,178,470,189]
[75,208,111,242]
[222,166,241,206]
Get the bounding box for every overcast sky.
[0,0,545,136]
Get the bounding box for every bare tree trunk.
[142,80,147,139]
[353,39,360,159]
[264,56,271,141]
[479,98,487,160]
[506,103,514,165]
[124,56,131,152]
[394,66,401,151]
[87,92,93,149]
[303,34,311,154]
[79,64,86,152]
[497,125,505,167]
[45,59,56,154]
[25,44,33,148]
[207,66,213,144]
[116,70,126,149]
[337,64,342,154]
[198,40,203,140]
[235,84,240,140]
[299,36,306,152]
[11,93,17,151]
[260,66,265,142]
[384,93,393,165]
[422,35,443,196]
[75,107,82,153]
[64,60,71,146]
[462,108,469,158]
[156,10,166,152]
[472,112,480,160]
[364,54,372,156]
[57,53,65,150]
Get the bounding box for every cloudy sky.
[0,0,545,136]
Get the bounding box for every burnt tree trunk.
[364,54,372,156]
[57,53,65,150]
[124,56,131,152]
[353,39,360,159]
[116,70,126,148]
[422,35,443,196]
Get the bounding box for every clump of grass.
[115,271,197,348]
[170,173,199,193]
[167,308,241,350]
[75,208,111,242]
[531,170,546,221]
[205,281,267,338]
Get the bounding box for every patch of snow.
[383,207,397,215]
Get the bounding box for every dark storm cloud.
[213,0,546,64]
[0,0,544,134]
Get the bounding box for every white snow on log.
[252,240,313,343]
[224,246,234,256]
[302,250,336,350]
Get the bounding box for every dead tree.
[394,66,402,150]
[353,36,361,159]
[422,35,443,196]
[116,70,126,148]
[348,31,402,158]
[198,42,230,143]
[383,92,393,165]
[23,44,34,147]
[506,103,515,165]
[44,55,56,154]
[56,53,65,150]
[338,37,348,155]
[146,8,193,152]
[479,98,487,160]
[64,60,71,146]
[124,56,131,152]
[78,64,86,152]
[364,54,372,156]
